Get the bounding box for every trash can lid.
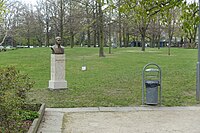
[145,68,159,72]
[145,80,159,84]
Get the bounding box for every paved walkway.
[37,106,200,133]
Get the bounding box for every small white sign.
[82,66,87,71]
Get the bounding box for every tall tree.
[97,0,105,57]
[118,0,122,47]
[45,0,50,46]
[162,7,178,55]
[147,16,162,48]
[59,0,64,44]
[119,0,183,51]
[108,9,112,54]
[92,0,97,47]
[0,0,6,45]
[181,1,200,48]
[85,0,91,47]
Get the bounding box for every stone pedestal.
[49,54,67,90]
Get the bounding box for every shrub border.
[27,103,45,133]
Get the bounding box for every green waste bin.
[145,80,159,105]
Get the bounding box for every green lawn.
[0,47,198,107]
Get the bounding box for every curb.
[28,103,46,133]
[46,106,200,113]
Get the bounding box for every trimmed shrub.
[0,66,35,132]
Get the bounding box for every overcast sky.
[21,0,198,5]
[22,0,37,5]
[187,0,198,3]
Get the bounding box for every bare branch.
[0,30,7,45]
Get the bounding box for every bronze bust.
[51,36,64,54]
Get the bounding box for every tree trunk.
[126,30,129,47]
[119,14,122,46]
[109,23,111,54]
[86,1,91,47]
[123,26,126,47]
[70,31,74,48]
[180,36,183,47]
[168,35,172,55]
[118,0,122,47]
[168,38,171,55]
[151,35,155,48]
[0,31,7,45]
[87,27,91,47]
[69,0,74,48]
[141,31,145,51]
[27,27,30,47]
[45,21,49,47]
[96,1,100,47]
[98,0,104,57]
[45,0,49,47]
[93,1,97,47]
[157,35,161,49]
[60,0,64,46]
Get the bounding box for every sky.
[22,0,37,5]
[187,0,198,3]
[21,0,198,5]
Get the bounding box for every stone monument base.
[48,54,67,90]
[48,80,67,90]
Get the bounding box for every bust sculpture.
[51,36,64,54]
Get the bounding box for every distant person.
[51,36,64,54]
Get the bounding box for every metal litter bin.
[145,80,159,104]
[142,63,162,106]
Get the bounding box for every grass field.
[0,47,198,107]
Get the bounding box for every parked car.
[0,45,6,51]
[6,45,16,50]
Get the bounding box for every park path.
[37,106,200,133]
[37,110,64,133]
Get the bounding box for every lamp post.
[196,0,200,101]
